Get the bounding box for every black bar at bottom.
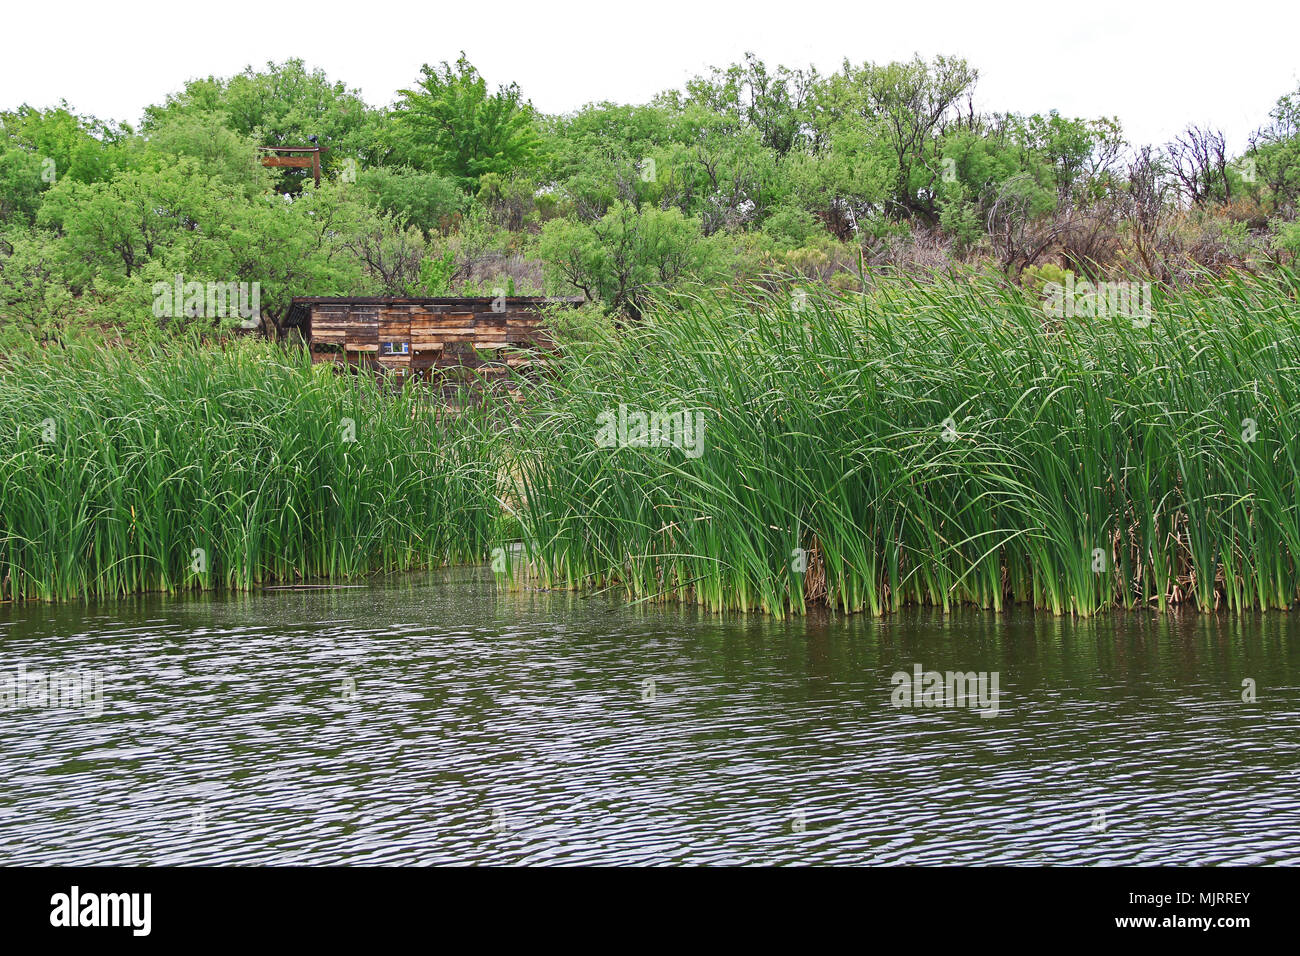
[0,865,1285,943]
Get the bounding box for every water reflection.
[2,568,1298,864]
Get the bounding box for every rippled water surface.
[3,567,1299,865]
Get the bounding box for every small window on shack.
[381,342,410,355]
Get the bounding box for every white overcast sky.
[3,0,1297,152]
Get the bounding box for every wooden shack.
[285,296,577,387]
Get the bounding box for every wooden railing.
[258,146,328,186]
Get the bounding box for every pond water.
[2,566,1299,865]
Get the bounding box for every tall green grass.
[504,268,1300,617]
[0,339,503,601]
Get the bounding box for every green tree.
[812,56,978,223]
[141,111,273,198]
[389,54,541,189]
[0,226,77,342]
[537,201,712,318]
[40,162,221,284]
[357,165,465,236]
[1016,111,1124,201]
[682,53,817,155]
[538,102,674,220]
[781,122,893,239]
[0,142,48,224]
[1250,86,1300,213]
[143,59,384,189]
[0,102,128,185]
[657,107,782,235]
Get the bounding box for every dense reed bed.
[506,269,1300,617]
[0,340,502,601]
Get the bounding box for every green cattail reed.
[0,338,502,601]
[504,267,1300,618]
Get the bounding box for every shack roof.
[285,295,583,329]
